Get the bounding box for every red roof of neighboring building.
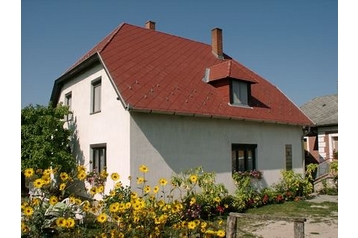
[54,22,313,126]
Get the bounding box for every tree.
[21,103,76,173]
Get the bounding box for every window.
[90,145,106,173]
[91,79,101,113]
[65,92,73,121]
[230,80,249,106]
[232,144,257,173]
[285,144,292,170]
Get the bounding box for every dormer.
[203,60,257,107]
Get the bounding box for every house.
[50,21,313,195]
[300,94,338,174]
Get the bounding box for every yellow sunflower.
[153,185,159,194]
[24,168,34,178]
[189,174,198,183]
[49,196,58,205]
[110,172,120,181]
[23,206,34,216]
[59,183,66,191]
[33,178,44,189]
[114,181,122,189]
[139,165,149,173]
[159,178,167,186]
[56,217,67,228]
[144,185,151,194]
[60,172,69,181]
[97,213,108,223]
[77,171,86,180]
[217,230,226,237]
[66,218,75,228]
[136,177,144,184]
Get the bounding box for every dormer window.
[231,80,249,106]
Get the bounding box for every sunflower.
[23,206,34,216]
[217,230,226,237]
[153,185,159,194]
[188,221,196,230]
[59,183,66,191]
[89,187,97,195]
[139,165,149,173]
[159,178,167,186]
[144,185,151,194]
[190,197,196,206]
[136,177,144,184]
[60,172,69,181]
[43,168,52,176]
[114,181,122,189]
[33,178,44,189]
[97,213,108,223]
[24,168,34,178]
[109,202,119,213]
[49,196,58,205]
[189,174,198,183]
[77,165,86,173]
[66,218,75,228]
[77,171,86,180]
[97,185,104,193]
[111,172,120,181]
[56,217,67,228]
[214,196,221,203]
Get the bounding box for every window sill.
[90,110,101,115]
[228,103,253,109]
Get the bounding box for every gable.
[51,22,313,126]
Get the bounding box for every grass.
[231,198,338,237]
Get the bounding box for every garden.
[20,161,338,238]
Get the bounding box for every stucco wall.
[129,112,305,195]
[58,64,131,194]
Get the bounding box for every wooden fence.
[226,212,306,238]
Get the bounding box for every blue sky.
[20,0,338,108]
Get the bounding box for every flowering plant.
[85,169,108,187]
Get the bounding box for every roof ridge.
[100,23,126,53]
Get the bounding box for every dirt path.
[247,217,338,238]
[237,195,338,238]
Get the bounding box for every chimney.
[211,28,223,59]
[145,20,156,30]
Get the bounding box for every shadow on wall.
[68,116,85,166]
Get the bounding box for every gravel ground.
[239,194,338,238]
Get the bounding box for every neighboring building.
[301,94,338,164]
[50,21,313,195]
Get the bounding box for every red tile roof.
[57,22,313,126]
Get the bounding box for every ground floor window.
[232,144,257,174]
[90,145,106,173]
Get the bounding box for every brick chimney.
[211,28,223,59]
[145,20,156,30]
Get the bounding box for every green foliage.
[272,170,313,198]
[21,103,76,173]
[171,166,229,220]
[232,170,264,211]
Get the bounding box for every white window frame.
[91,78,102,114]
[230,80,249,106]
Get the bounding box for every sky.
[20,0,339,108]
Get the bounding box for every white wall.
[58,64,131,194]
[129,112,304,195]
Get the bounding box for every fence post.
[294,220,305,238]
[226,215,237,238]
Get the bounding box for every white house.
[50,21,313,195]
